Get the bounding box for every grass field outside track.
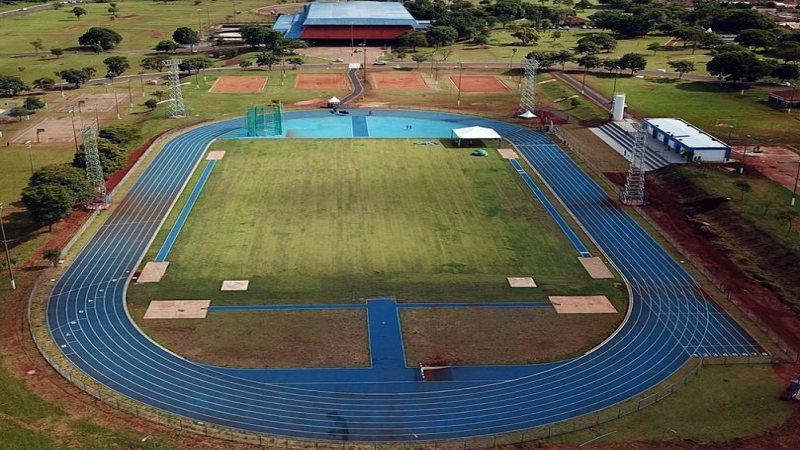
[130,138,621,306]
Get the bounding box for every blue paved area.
[351,116,369,137]
[154,159,216,262]
[46,110,763,442]
[208,302,551,312]
[509,159,590,257]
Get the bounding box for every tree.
[707,50,773,84]
[103,56,130,79]
[178,57,213,74]
[73,138,127,176]
[647,42,661,55]
[399,30,428,50]
[256,52,280,70]
[56,68,92,88]
[154,40,179,53]
[776,210,799,232]
[412,53,428,68]
[24,96,45,112]
[552,50,573,70]
[43,248,61,266]
[575,0,592,10]
[734,179,751,200]
[239,25,283,51]
[602,58,621,73]
[99,124,141,147]
[33,77,55,90]
[28,164,95,204]
[78,27,123,51]
[71,6,86,20]
[619,52,647,74]
[0,74,29,96]
[575,41,600,56]
[239,59,253,69]
[172,27,200,52]
[589,10,655,37]
[287,57,304,69]
[7,106,28,121]
[772,64,800,83]
[472,34,490,47]
[577,33,617,53]
[30,38,43,56]
[144,98,158,110]
[50,48,64,58]
[735,29,777,50]
[21,184,75,231]
[576,54,601,91]
[668,60,696,79]
[140,55,170,72]
[427,26,458,47]
[282,38,308,55]
[511,27,540,46]
[151,90,167,101]
[526,50,557,69]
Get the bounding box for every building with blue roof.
[272,1,425,43]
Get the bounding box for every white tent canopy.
[518,110,537,118]
[328,96,340,104]
[451,126,502,146]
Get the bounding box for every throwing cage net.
[246,102,283,137]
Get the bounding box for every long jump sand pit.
[550,296,618,314]
[144,300,210,319]
[295,73,349,90]
[370,72,428,89]
[209,76,267,93]
[450,76,509,92]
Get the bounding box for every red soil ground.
[295,73,349,90]
[731,146,800,193]
[450,75,510,92]
[208,76,267,93]
[370,72,428,89]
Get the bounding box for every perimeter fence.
[24,112,795,450]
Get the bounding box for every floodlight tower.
[620,122,648,206]
[165,59,187,118]
[82,124,106,200]
[519,58,538,115]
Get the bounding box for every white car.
[373,60,387,65]
[334,58,345,62]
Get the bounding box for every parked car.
[373,60,387,65]
[334,58,345,62]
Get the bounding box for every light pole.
[127,80,133,109]
[740,134,750,174]
[0,203,15,290]
[197,9,203,38]
[113,88,120,119]
[141,435,156,450]
[779,160,800,206]
[457,62,463,106]
[138,71,145,97]
[509,48,517,79]
[25,140,33,175]
[68,108,79,153]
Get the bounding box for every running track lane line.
[509,158,591,257]
[154,159,217,262]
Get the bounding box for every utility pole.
[457,62,463,106]
[68,108,79,153]
[0,204,15,290]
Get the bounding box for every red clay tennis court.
[209,76,268,93]
[295,73,349,89]
[370,72,428,89]
[450,75,509,92]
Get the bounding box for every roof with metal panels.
[302,1,419,26]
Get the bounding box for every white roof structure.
[451,126,501,140]
[328,96,340,103]
[518,110,537,119]
[644,118,728,149]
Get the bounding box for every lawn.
[129,138,618,306]
[583,74,800,144]
[536,72,608,121]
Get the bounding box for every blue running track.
[46,109,762,442]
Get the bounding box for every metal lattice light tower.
[165,59,186,118]
[519,58,538,114]
[82,124,106,198]
[620,123,647,206]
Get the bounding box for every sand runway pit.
[578,257,614,279]
[209,76,267,93]
[550,296,617,314]
[295,73,349,90]
[137,262,170,283]
[450,76,510,92]
[370,72,428,89]
[144,300,210,319]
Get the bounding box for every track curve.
[45,110,760,442]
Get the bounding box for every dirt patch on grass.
[136,309,370,368]
[208,76,267,93]
[731,145,800,192]
[295,73,349,90]
[401,307,621,365]
[370,72,428,89]
[11,116,78,144]
[450,75,509,92]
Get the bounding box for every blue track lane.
[46,110,762,442]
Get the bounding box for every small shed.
[327,96,341,108]
[769,89,800,108]
[451,126,501,147]
[644,118,731,162]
